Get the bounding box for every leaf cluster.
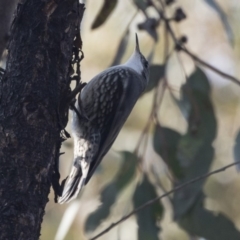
[57,1,240,240]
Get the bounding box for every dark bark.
[0,0,18,58]
[0,0,85,239]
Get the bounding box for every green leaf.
[153,124,183,178]
[184,67,210,94]
[91,0,118,29]
[85,151,137,232]
[176,134,203,169]
[133,0,150,12]
[115,152,138,189]
[172,68,216,219]
[181,67,217,144]
[234,130,240,171]
[179,193,240,240]
[204,0,234,45]
[174,67,212,121]
[133,174,163,240]
[173,144,214,219]
[110,29,130,66]
[144,64,165,94]
[169,91,190,120]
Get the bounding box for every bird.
[58,34,149,204]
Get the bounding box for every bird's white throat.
[123,52,144,75]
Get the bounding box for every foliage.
[133,174,163,240]
[85,151,138,232]
[55,1,240,240]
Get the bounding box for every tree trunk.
[0,0,84,239]
[0,0,18,58]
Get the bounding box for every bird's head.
[124,34,149,82]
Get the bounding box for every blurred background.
[40,0,240,239]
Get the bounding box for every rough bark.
[0,0,84,239]
[0,0,18,58]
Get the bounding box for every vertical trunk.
[0,0,18,58]
[0,0,84,239]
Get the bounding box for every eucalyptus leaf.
[173,144,214,219]
[233,130,240,171]
[91,0,118,29]
[85,151,137,232]
[133,0,150,12]
[173,68,216,219]
[169,91,190,120]
[175,67,212,120]
[133,174,163,240]
[180,67,217,144]
[184,67,210,94]
[179,193,240,240]
[153,125,183,179]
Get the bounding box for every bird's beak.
[135,33,140,53]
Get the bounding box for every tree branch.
[151,0,240,86]
[164,19,240,86]
[181,46,240,86]
[89,161,240,240]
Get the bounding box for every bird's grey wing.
[81,68,144,184]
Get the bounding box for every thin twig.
[89,161,240,240]
[153,8,169,121]
[134,0,170,155]
[181,47,240,86]
[164,17,240,86]
[151,1,240,87]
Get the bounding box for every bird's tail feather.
[58,163,89,204]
